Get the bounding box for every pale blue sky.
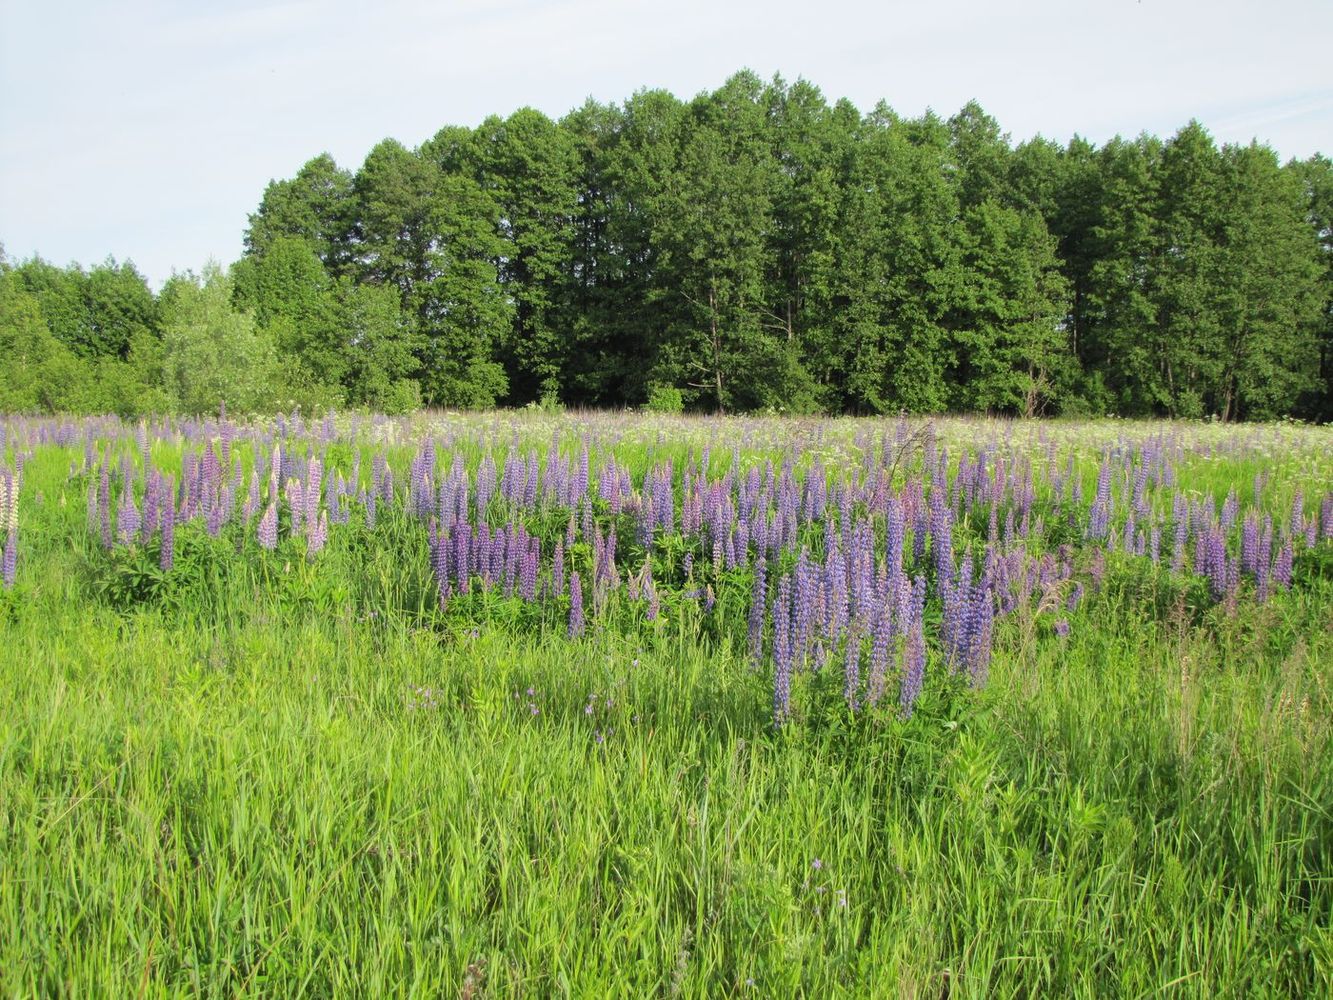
[2,0,1329,287]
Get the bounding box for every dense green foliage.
[1,412,1330,995]
[5,73,1332,420]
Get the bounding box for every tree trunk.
[709,281,724,414]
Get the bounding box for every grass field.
[1,412,1330,997]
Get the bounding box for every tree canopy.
[4,73,1330,420]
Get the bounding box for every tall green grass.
[0,417,1330,996]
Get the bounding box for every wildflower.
[1273,539,1294,590]
[843,627,861,709]
[2,529,16,588]
[98,464,112,547]
[748,557,767,662]
[772,575,793,725]
[568,571,585,638]
[258,501,278,550]
[159,492,175,572]
[899,577,927,718]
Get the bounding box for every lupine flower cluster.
[1,461,19,589]
[7,409,1324,728]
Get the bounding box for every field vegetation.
[1,410,1330,996]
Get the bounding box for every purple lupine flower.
[304,456,322,530]
[140,471,160,543]
[206,496,224,537]
[1089,549,1106,590]
[476,454,497,514]
[436,535,453,608]
[748,556,767,662]
[1239,513,1260,576]
[1170,493,1188,573]
[1054,619,1071,638]
[364,489,377,531]
[568,570,585,638]
[941,553,973,670]
[867,597,893,706]
[116,481,141,545]
[201,445,221,503]
[792,549,816,668]
[1066,582,1084,613]
[1321,493,1333,541]
[286,479,304,536]
[843,627,861,709]
[1273,539,1293,590]
[159,492,175,572]
[269,443,284,505]
[1204,527,1228,599]
[1220,489,1238,533]
[653,467,674,535]
[929,487,953,589]
[520,540,539,601]
[575,445,590,506]
[99,464,112,548]
[1130,462,1150,517]
[243,470,261,523]
[581,495,594,545]
[602,529,619,594]
[1256,516,1274,602]
[965,586,994,687]
[772,575,793,725]
[885,496,904,576]
[526,454,539,507]
[899,576,927,718]
[258,501,278,550]
[645,573,659,621]
[306,510,328,558]
[2,529,16,588]
[86,480,99,536]
[1290,491,1305,542]
[825,550,849,646]
[503,527,521,598]
[1087,457,1113,540]
[552,537,566,598]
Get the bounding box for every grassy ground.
[1,415,1330,997]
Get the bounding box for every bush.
[644,384,684,415]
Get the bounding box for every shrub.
[644,384,684,415]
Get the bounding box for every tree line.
[4,71,1331,420]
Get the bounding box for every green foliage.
[352,139,513,408]
[643,383,684,414]
[6,73,1332,420]
[158,263,283,415]
[11,256,157,360]
[0,268,94,412]
[244,152,355,272]
[950,202,1075,415]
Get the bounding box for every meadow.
[0,411,1330,997]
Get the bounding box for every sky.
[2,0,1330,288]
